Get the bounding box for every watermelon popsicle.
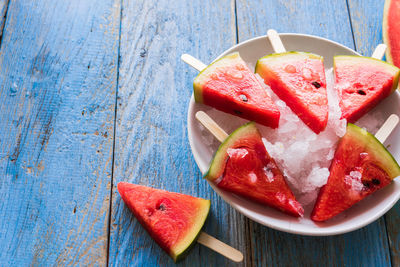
[195,111,304,217]
[256,29,329,134]
[117,182,243,262]
[181,53,281,128]
[311,114,400,222]
[333,53,400,123]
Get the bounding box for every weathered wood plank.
[107,0,252,266]
[236,0,355,48]
[0,0,120,265]
[0,0,9,38]
[236,0,392,266]
[347,1,400,266]
[347,0,385,57]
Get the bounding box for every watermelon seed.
[357,90,366,95]
[372,179,380,185]
[158,204,166,211]
[362,181,370,188]
[239,94,248,102]
[311,81,321,88]
[234,110,243,115]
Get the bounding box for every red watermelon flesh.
[383,0,400,68]
[117,182,210,262]
[193,52,280,128]
[334,56,400,123]
[205,122,303,217]
[255,52,328,134]
[311,124,400,222]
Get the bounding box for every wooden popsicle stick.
[371,44,387,60]
[180,55,243,262]
[194,111,243,262]
[267,29,286,53]
[196,111,228,142]
[181,54,207,71]
[197,232,243,263]
[375,114,399,143]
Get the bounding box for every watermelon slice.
[193,52,280,128]
[255,51,328,134]
[383,0,400,68]
[334,56,400,123]
[117,182,210,262]
[205,122,303,217]
[311,124,400,222]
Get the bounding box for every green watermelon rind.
[172,199,211,262]
[204,121,259,180]
[193,52,241,103]
[255,51,323,70]
[333,55,400,92]
[347,123,400,179]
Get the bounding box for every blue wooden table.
[0,0,398,266]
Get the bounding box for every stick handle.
[196,111,228,142]
[375,114,399,143]
[267,29,286,53]
[197,232,243,262]
[181,54,207,71]
[371,44,387,60]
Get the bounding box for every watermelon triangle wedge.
[205,121,304,217]
[193,52,280,128]
[334,55,400,123]
[117,182,210,262]
[255,51,329,134]
[311,124,400,222]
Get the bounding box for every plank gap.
[106,0,124,266]
[345,0,358,51]
[233,0,239,44]
[0,0,10,48]
[383,215,394,267]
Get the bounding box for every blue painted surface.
[0,0,397,266]
[0,0,120,265]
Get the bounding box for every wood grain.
[347,0,386,57]
[236,0,355,49]
[236,0,392,266]
[0,0,396,266]
[347,1,400,266]
[0,0,9,38]
[108,0,251,266]
[0,0,120,265]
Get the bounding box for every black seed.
[362,181,370,188]
[239,94,248,102]
[357,90,366,95]
[158,204,166,211]
[311,81,321,88]
[372,179,381,185]
[234,110,243,115]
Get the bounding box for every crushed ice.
[258,69,347,207]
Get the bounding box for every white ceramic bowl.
[187,34,400,236]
